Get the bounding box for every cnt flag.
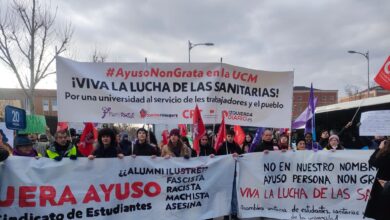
[374,56,390,90]
[192,105,206,155]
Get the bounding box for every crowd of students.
[1,124,388,162]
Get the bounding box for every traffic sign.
[5,105,27,130]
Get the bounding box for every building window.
[297,96,302,101]
[42,99,49,111]
[52,99,57,111]
[329,96,334,101]
[322,96,327,101]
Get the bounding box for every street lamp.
[348,50,370,98]
[188,40,214,63]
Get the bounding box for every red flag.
[57,122,68,132]
[162,129,169,145]
[374,56,390,90]
[233,125,245,146]
[178,124,187,137]
[214,115,226,152]
[77,122,98,156]
[192,105,206,155]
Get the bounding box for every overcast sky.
[1,0,389,97]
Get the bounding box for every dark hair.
[137,128,148,136]
[97,128,117,147]
[181,136,191,147]
[227,129,235,136]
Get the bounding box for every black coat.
[216,141,243,155]
[364,149,390,220]
[199,143,216,156]
[0,148,9,162]
[119,140,133,156]
[253,140,274,152]
[133,141,158,156]
[93,145,122,158]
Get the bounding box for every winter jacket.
[133,140,158,156]
[46,141,78,160]
[216,141,243,155]
[364,149,390,220]
[161,142,191,158]
[93,145,122,158]
[0,148,9,162]
[119,139,133,156]
[253,140,274,152]
[199,143,216,156]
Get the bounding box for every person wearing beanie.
[325,135,344,151]
[88,128,124,159]
[161,128,191,159]
[132,128,159,157]
[13,135,40,157]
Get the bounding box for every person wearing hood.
[242,133,253,153]
[253,129,277,153]
[88,128,124,159]
[216,129,243,156]
[46,130,78,161]
[119,133,133,156]
[13,135,40,158]
[161,129,191,159]
[132,128,158,157]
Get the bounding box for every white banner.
[0,156,235,219]
[56,57,294,127]
[360,110,390,136]
[237,151,375,220]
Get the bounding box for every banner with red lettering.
[56,57,293,127]
[0,156,235,219]
[237,151,375,220]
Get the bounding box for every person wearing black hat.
[132,128,159,157]
[88,128,124,159]
[119,133,133,156]
[13,135,40,157]
[161,128,191,159]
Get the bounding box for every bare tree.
[344,84,360,97]
[91,48,107,63]
[0,0,72,113]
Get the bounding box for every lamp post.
[348,50,370,98]
[188,40,214,63]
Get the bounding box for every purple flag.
[304,84,317,141]
[249,127,264,152]
[292,97,318,129]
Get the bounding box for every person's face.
[137,131,146,142]
[18,145,34,154]
[297,141,306,150]
[305,134,312,143]
[200,136,208,145]
[226,134,234,143]
[329,138,339,147]
[280,136,288,144]
[262,131,273,142]
[321,131,329,139]
[116,134,120,142]
[170,134,179,143]
[102,135,111,145]
[55,133,68,146]
[245,135,252,142]
[28,134,37,143]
